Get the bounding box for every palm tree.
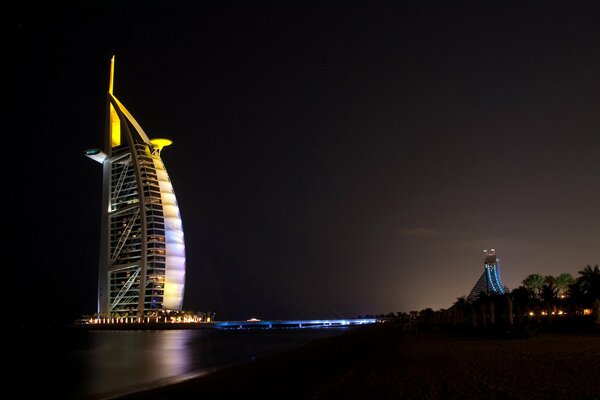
[577,264,600,305]
[540,283,558,314]
[555,273,574,298]
[510,286,531,322]
[567,281,586,315]
[523,274,545,299]
[544,275,556,286]
[452,296,467,325]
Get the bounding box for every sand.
[120,324,600,400]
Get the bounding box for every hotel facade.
[86,57,186,317]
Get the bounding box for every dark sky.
[8,1,600,323]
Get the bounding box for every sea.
[13,326,349,399]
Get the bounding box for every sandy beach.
[118,323,599,400]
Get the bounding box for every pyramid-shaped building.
[466,249,506,302]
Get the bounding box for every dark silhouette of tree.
[567,281,586,314]
[541,283,558,314]
[451,296,467,325]
[511,286,531,307]
[419,308,436,325]
[577,264,600,306]
[544,275,556,286]
[510,286,532,322]
[454,296,467,307]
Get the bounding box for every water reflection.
[16,327,346,399]
[87,330,195,398]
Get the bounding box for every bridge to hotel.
[212,318,378,330]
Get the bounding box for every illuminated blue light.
[493,264,505,294]
[486,266,498,292]
[213,318,377,330]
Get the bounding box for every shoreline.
[118,324,600,400]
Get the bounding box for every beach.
[119,324,600,400]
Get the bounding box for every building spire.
[109,55,115,94]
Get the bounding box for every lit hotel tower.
[466,249,506,302]
[85,56,186,317]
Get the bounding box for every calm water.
[14,327,347,399]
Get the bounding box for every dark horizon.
[8,1,600,324]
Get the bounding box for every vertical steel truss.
[110,207,140,263]
[110,267,141,312]
[112,155,132,203]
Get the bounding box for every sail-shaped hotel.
[86,57,186,317]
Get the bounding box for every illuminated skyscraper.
[467,249,506,302]
[86,56,186,317]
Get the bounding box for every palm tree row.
[448,264,599,329]
[520,265,599,310]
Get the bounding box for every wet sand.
[120,324,600,400]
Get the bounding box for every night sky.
[9,1,600,323]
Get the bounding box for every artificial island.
[82,57,375,329]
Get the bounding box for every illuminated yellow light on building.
[150,138,173,155]
[109,56,121,147]
[583,309,592,315]
[110,105,121,147]
[529,312,534,316]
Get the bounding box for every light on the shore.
[529,312,534,316]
